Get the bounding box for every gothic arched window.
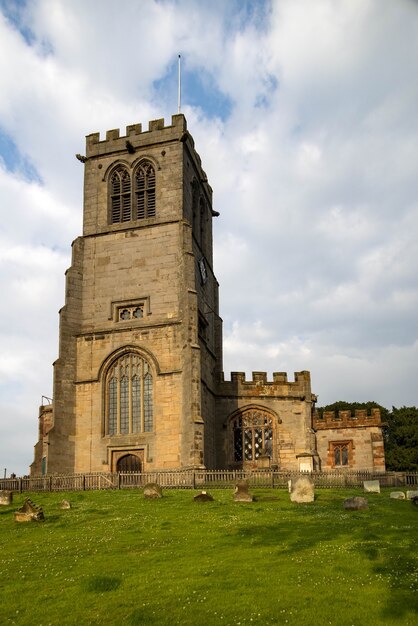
[110,166,131,223]
[231,410,273,463]
[135,161,156,219]
[106,353,154,435]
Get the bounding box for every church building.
[31,115,385,475]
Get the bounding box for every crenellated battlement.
[85,114,187,158]
[218,370,312,399]
[313,408,382,430]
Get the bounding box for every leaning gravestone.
[343,496,368,510]
[0,490,12,506]
[363,480,380,494]
[143,483,163,499]
[406,490,418,500]
[289,476,314,503]
[14,498,44,522]
[193,491,214,502]
[390,491,406,500]
[233,479,253,503]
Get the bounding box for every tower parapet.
[86,114,187,158]
[218,371,312,399]
[314,408,381,430]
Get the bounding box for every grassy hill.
[0,488,417,625]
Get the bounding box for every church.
[31,115,385,475]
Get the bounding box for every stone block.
[0,490,12,506]
[406,490,418,500]
[390,491,406,500]
[14,498,44,522]
[363,480,380,494]
[233,479,253,503]
[343,496,368,510]
[143,483,163,499]
[289,476,314,503]
[194,491,213,502]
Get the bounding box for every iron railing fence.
[1,470,417,493]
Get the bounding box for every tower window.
[135,162,156,219]
[110,166,131,223]
[106,353,154,435]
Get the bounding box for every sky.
[0,0,417,476]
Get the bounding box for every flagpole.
[178,54,181,113]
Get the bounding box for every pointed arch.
[102,348,157,436]
[134,160,156,219]
[109,165,131,223]
[227,405,280,467]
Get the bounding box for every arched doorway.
[116,454,141,472]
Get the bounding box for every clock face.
[198,257,208,284]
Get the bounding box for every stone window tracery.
[106,353,153,436]
[108,160,156,225]
[231,410,273,463]
[331,441,352,467]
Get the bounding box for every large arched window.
[231,409,273,463]
[105,352,153,435]
[135,161,156,219]
[110,166,131,223]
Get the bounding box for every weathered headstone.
[0,490,12,506]
[289,476,314,503]
[60,499,71,509]
[143,483,163,499]
[406,490,418,500]
[390,491,406,500]
[233,479,253,502]
[343,496,368,510]
[363,480,380,494]
[14,498,44,522]
[194,491,214,502]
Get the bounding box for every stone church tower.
[31,115,385,475]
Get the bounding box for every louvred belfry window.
[135,162,156,219]
[110,167,131,223]
[106,353,154,435]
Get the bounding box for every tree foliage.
[316,401,418,472]
[384,406,418,471]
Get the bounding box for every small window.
[135,162,156,219]
[332,442,352,467]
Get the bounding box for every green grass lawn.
[0,488,417,625]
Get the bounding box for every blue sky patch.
[0,0,35,46]
[0,129,42,182]
[153,60,233,121]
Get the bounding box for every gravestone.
[0,490,12,506]
[194,491,214,502]
[343,496,368,510]
[363,480,380,494]
[406,490,418,500]
[233,479,253,502]
[390,491,406,499]
[14,498,44,522]
[143,483,163,499]
[60,499,71,509]
[289,476,314,503]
